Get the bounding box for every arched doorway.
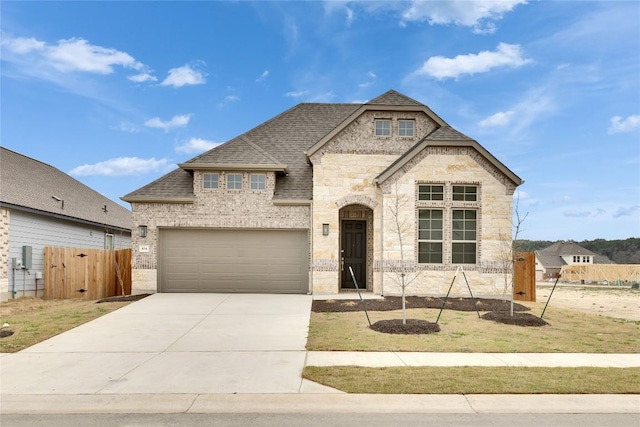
[339,204,373,290]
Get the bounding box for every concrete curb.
[2,393,639,415]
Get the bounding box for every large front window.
[417,182,480,265]
[418,209,443,263]
[452,210,477,264]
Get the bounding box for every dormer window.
[398,120,415,137]
[375,119,391,136]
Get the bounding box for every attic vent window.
[375,119,391,136]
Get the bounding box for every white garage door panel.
[159,229,308,293]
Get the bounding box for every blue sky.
[1,1,639,241]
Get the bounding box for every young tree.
[386,182,422,324]
[498,193,528,316]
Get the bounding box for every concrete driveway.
[0,293,317,395]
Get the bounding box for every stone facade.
[130,171,310,293]
[310,114,514,297]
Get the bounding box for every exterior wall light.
[322,223,329,236]
[139,225,148,238]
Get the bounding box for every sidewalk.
[305,351,640,368]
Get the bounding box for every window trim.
[418,184,444,201]
[226,173,243,190]
[453,185,478,201]
[203,172,219,189]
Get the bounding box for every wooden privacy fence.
[560,264,640,284]
[44,247,132,299]
[513,251,536,302]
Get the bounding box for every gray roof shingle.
[123,90,520,202]
[1,147,131,231]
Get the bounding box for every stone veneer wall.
[312,132,515,296]
[130,171,311,293]
[380,149,514,297]
[0,208,9,301]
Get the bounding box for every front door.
[341,220,366,289]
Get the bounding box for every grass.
[307,304,640,353]
[302,366,640,394]
[0,297,132,353]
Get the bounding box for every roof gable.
[305,90,448,158]
[375,126,523,188]
[1,147,131,230]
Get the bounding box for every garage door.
[158,229,309,293]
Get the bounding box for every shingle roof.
[535,242,600,268]
[123,89,521,202]
[1,147,131,231]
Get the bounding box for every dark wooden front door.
[341,220,366,289]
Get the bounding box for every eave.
[178,163,289,174]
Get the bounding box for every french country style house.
[122,90,523,296]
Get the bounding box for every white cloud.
[416,43,532,80]
[70,157,170,176]
[1,36,45,54]
[1,34,156,81]
[144,114,192,132]
[256,70,269,82]
[401,0,526,34]
[479,110,514,127]
[160,64,206,87]
[128,72,157,83]
[44,38,144,74]
[285,90,309,98]
[359,71,377,88]
[176,137,220,154]
[608,115,640,134]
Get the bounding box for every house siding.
[130,171,311,294]
[2,209,130,300]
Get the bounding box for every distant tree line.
[515,238,640,265]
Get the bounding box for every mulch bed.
[312,296,530,313]
[481,311,548,327]
[370,319,441,335]
[96,293,152,304]
[313,296,545,333]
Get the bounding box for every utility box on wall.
[22,245,32,270]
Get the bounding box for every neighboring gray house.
[535,241,613,280]
[123,90,523,296]
[0,147,131,300]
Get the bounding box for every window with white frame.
[398,120,415,137]
[250,174,266,190]
[375,119,391,136]
[226,173,243,190]
[573,255,580,263]
[418,209,443,263]
[582,256,589,263]
[452,210,477,264]
[203,173,219,189]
